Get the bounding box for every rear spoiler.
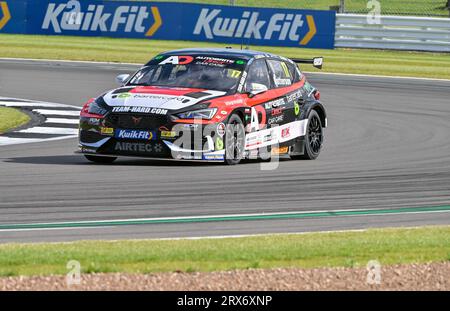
[291,57,323,69]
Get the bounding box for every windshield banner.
[0,0,336,49]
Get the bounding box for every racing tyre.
[292,110,323,160]
[224,114,246,165]
[84,155,117,164]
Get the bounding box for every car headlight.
[88,98,108,116]
[176,108,217,120]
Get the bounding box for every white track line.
[45,118,79,124]
[0,96,81,110]
[0,102,76,108]
[0,137,42,146]
[2,57,449,82]
[33,109,80,116]
[18,127,78,135]
[0,135,77,146]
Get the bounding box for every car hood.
[102,86,226,111]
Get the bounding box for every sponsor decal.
[216,123,226,136]
[114,141,158,153]
[268,115,283,125]
[88,118,101,125]
[160,130,177,138]
[286,90,302,102]
[159,55,194,65]
[154,143,163,153]
[215,137,224,151]
[294,102,300,116]
[202,154,224,161]
[81,147,97,153]
[194,56,235,67]
[249,105,267,132]
[263,130,277,143]
[281,127,290,139]
[100,127,114,135]
[117,93,132,99]
[271,146,289,155]
[220,110,228,115]
[131,116,142,125]
[271,107,284,116]
[237,71,247,93]
[182,124,200,130]
[274,78,292,87]
[111,106,168,115]
[264,98,285,110]
[114,129,155,140]
[225,99,244,106]
[245,120,306,149]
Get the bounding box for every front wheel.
[292,110,323,160]
[224,114,246,165]
[84,155,117,164]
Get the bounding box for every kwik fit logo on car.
[115,129,156,141]
[1,0,334,49]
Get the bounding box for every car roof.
[158,48,278,60]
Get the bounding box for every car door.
[244,59,275,132]
[265,59,297,127]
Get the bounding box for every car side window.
[267,59,292,88]
[244,59,271,92]
[285,61,301,83]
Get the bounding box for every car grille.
[106,114,168,130]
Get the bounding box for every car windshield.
[127,54,247,92]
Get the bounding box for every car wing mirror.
[248,83,268,98]
[115,74,130,86]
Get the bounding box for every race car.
[78,48,326,165]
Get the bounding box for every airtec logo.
[0,1,11,30]
[41,0,161,36]
[193,8,316,45]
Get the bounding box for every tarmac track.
[0,59,449,243]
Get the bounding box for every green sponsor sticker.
[236,60,246,65]
[118,93,131,99]
[215,137,224,150]
[294,102,300,116]
[154,55,164,60]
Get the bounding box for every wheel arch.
[304,102,327,128]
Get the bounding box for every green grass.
[0,107,30,134]
[1,34,450,79]
[0,226,449,277]
[121,0,450,16]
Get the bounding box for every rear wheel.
[224,114,246,165]
[84,155,117,164]
[292,110,323,160]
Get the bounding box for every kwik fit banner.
[0,0,336,49]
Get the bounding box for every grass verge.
[0,107,30,134]
[0,226,449,277]
[1,34,450,79]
